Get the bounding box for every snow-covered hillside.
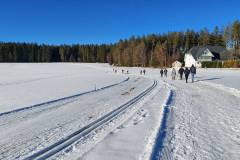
[0,63,239,160]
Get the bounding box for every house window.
[198,56,212,62]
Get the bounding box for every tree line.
[0,43,112,63]
[0,20,239,67]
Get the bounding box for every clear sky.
[0,0,239,45]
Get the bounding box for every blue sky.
[0,0,239,45]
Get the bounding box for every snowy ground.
[0,63,126,113]
[158,78,240,160]
[0,63,239,160]
[196,68,240,90]
[159,69,240,160]
[81,87,169,160]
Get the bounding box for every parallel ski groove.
[0,77,129,117]
[25,80,157,160]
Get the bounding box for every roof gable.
[201,48,214,57]
[187,46,227,60]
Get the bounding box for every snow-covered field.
[0,63,126,113]
[196,68,240,90]
[0,63,239,160]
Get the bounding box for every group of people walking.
[140,69,146,75]
[113,69,129,74]
[169,65,196,83]
[160,69,168,78]
[113,64,196,83]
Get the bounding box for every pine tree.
[232,20,240,51]
[199,28,210,46]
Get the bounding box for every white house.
[184,46,229,68]
[184,53,203,68]
[172,61,182,69]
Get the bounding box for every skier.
[171,68,176,80]
[164,69,168,77]
[127,70,129,74]
[190,64,196,83]
[160,69,164,77]
[140,70,142,75]
[178,66,184,80]
[122,69,124,74]
[184,67,190,83]
[143,69,146,75]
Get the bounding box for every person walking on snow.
[178,66,184,80]
[190,64,196,83]
[143,69,146,75]
[160,69,164,77]
[164,69,168,77]
[171,68,177,80]
[184,67,190,83]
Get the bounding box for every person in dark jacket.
[178,67,184,80]
[160,69,164,77]
[190,64,196,83]
[184,67,190,83]
[143,69,146,75]
[164,69,168,77]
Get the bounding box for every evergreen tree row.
[0,20,239,67]
[0,43,112,63]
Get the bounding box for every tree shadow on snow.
[195,77,222,82]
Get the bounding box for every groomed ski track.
[25,80,157,160]
[0,77,130,117]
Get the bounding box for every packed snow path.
[25,81,157,160]
[155,79,240,160]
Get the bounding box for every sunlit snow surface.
[0,63,126,113]
[0,63,239,160]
